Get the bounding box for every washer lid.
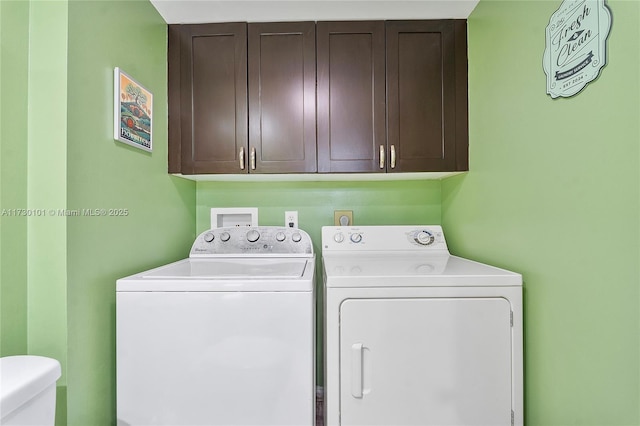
[144,258,309,279]
[117,257,315,292]
[323,253,521,287]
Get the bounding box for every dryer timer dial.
[350,233,363,243]
[414,230,435,246]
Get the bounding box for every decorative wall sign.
[114,68,153,151]
[543,0,612,99]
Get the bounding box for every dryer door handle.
[351,343,363,398]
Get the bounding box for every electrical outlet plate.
[285,211,298,228]
[334,210,353,226]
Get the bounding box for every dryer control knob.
[292,232,302,243]
[334,232,345,243]
[276,232,286,242]
[247,229,260,243]
[220,232,231,242]
[204,232,215,243]
[350,233,363,243]
[415,230,435,245]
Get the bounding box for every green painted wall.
[25,3,71,422]
[27,0,68,388]
[442,1,640,424]
[0,0,29,357]
[196,180,442,242]
[65,1,196,424]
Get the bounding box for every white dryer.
[117,226,315,426]
[322,225,523,426]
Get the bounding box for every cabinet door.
[386,20,468,172]
[169,23,248,174]
[248,22,317,173]
[340,298,512,426]
[317,21,386,173]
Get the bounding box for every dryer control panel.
[322,225,448,252]
[191,226,314,257]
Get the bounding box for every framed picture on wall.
[114,67,153,152]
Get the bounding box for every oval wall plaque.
[543,0,612,99]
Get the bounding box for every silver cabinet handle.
[250,147,256,170]
[239,147,245,170]
[390,144,396,169]
[379,145,385,169]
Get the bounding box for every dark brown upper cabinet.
[386,20,468,172]
[248,22,317,173]
[317,20,467,173]
[169,23,248,174]
[317,21,386,173]
[169,20,467,175]
[169,21,316,174]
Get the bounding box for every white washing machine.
[117,226,315,426]
[322,225,523,426]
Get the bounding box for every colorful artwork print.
[114,68,152,151]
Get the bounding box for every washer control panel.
[191,226,313,257]
[322,225,448,252]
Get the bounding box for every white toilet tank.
[0,356,61,425]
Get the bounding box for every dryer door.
[339,297,513,426]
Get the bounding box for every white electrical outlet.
[285,211,298,228]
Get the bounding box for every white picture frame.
[114,67,153,152]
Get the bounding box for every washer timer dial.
[246,229,260,243]
[414,230,435,246]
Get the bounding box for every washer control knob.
[276,232,286,242]
[292,232,302,243]
[334,232,345,243]
[220,232,231,242]
[203,232,215,243]
[246,229,260,243]
[350,233,363,243]
[415,230,435,246]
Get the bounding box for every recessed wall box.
[210,208,258,228]
[334,210,353,226]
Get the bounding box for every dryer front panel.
[339,297,512,426]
